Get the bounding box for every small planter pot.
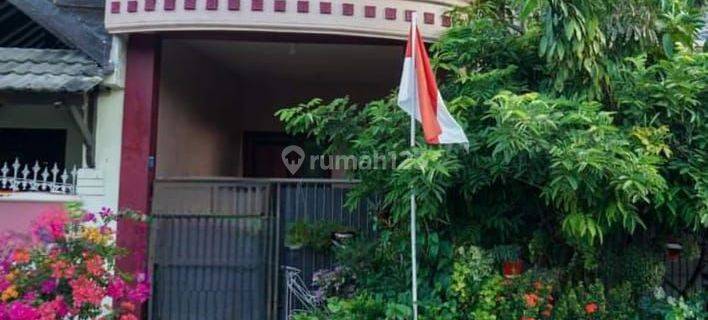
[502,260,523,278]
[333,231,355,241]
[286,243,304,250]
[331,231,356,248]
[666,242,682,261]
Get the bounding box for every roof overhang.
[105,0,464,41]
[0,48,103,92]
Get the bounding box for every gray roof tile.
[0,47,102,92]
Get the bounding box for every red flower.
[584,302,598,314]
[84,255,104,277]
[11,249,30,264]
[69,277,105,308]
[119,314,138,320]
[51,260,75,279]
[120,301,136,313]
[524,293,540,308]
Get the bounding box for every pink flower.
[40,280,56,294]
[21,292,36,302]
[0,278,9,293]
[69,277,104,308]
[107,277,126,298]
[7,301,39,320]
[37,296,68,320]
[31,210,69,243]
[127,281,150,303]
[99,207,113,219]
[82,213,96,222]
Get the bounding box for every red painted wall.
[117,34,161,317]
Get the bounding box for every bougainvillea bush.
[0,204,149,320]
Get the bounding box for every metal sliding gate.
[148,178,374,320]
[149,182,278,320]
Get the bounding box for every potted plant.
[285,221,310,250]
[492,245,523,278]
[312,222,356,251]
[665,237,683,261]
[331,225,356,248]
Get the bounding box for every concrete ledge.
[0,192,81,203]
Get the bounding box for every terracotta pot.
[503,260,523,278]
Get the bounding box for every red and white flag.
[397,17,468,145]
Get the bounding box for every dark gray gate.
[149,181,278,320]
[149,215,276,319]
[149,178,374,320]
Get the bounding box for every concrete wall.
[105,0,460,40]
[76,36,127,213]
[0,193,80,235]
[156,40,395,178]
[156,41,242,177]
[76,86,124,213]
[0,93,84,168]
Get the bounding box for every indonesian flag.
[397,16,468,145]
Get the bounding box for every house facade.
[104,0,465,318]
[0,0,124,233]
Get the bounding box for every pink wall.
[0,201,66,235]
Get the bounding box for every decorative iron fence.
[0,158,77,194]
[150,178,377,320]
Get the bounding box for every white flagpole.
[409,13,419,320]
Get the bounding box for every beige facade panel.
[105,0,464,40]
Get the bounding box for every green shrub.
[451,245,494,308]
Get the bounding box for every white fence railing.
[0,159,78,194]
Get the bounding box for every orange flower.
[584,302,598,314]
[520,317,536,320]
[540,309,552,318]
[1,285,19,301]
[524,293,540,308]
[4,270,18,282]
[12,249,31,264]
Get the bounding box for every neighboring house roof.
[2,0,111,68]
[0,47,102,92]
[0,1,67,49]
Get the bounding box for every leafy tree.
[276,0,706,317]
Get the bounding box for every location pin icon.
[281,145,305,175]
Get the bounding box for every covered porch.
[126,34,400,319]
[154,37,402,178]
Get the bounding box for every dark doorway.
[242,132,328,178]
